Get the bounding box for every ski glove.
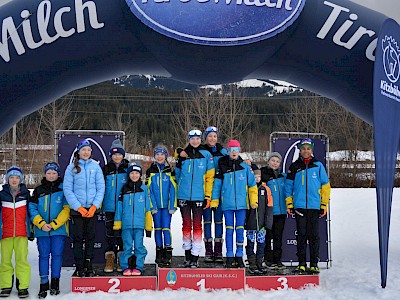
[169,209,176,215]
[86,205,97,218]
[203,198,210,210]
[146,230,152,238]
[77,206,88,217]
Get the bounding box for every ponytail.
[73,151,81,174]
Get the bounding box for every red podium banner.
[71,276,157,293]
[246,274,319,290]
[158,268,246,291]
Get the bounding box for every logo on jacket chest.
[312,171,317,179]
[138,195,144,202]
[163,175,169,182]
[238,174,245,181]
[56,196,62,204]
[198,162,205,169]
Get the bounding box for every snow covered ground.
[8,188,400,299]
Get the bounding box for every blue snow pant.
[153,208,172,247]
[37,235,66,284]
[224,209,246,257]
[203,204,223,240]
[246,230,266,259]
[121,228,147,271]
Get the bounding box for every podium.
[71,259,319,293]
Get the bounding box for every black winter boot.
[0,288,12,297]
[256,258,266,274]
[38,282,49,299]
[247,255,260,274]
[225,257,236,268]
[84,259,95,277]
[184,250,192,268]
[162,246,173,267]
[50,278,60,296]
[155,247,163,265]
[204,239,213,263]
[214,238,224,263]
[235,256,245,268]
[190,255,199,268]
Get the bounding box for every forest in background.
[0,79,383,188]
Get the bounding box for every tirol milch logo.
[125,0,305,46]
[380,36,400,102]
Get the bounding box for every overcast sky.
[0,0,399,22]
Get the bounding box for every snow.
[7,188,398,299]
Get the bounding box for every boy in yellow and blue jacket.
[285,138,330,274]
[29,162,70,298]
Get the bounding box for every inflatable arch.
[0,0,399,287]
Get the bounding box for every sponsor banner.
[272,137,329,263]
[158,268,245,291]
[57,132,123,267]
[125,0,305,46]
[246,274,319,290]
[71,276,157,293]
[372,18,400,287]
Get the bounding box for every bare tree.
[173,84,254,146]
[41,94,81,143]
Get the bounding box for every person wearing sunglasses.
[284,138,331,275]
[202,126,228,264]
[64,139,105,277]
[175,129,215,268]
[211,140,258,269]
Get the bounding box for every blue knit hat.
[127,161,142,175]
[204,126,218,139]
[44,162,60,176]
[109,139,125,157]
[6,165,23,183]
[154,146,168,158]
[76,139,92,152]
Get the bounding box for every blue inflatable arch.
[0,0,397,287]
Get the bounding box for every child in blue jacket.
[260,152,287,269]
[102,139,129,273]
[146,145,177,267]
[202,126,228,263]
[29,162,70,298]
[113,162,153,276]
[175,129,215,268]
[285,138,331,274]
[211,140,258,269]
[64,139,105,277]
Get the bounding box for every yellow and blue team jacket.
[284,157,331,211]
[29,177,70,237]
[203,143,228,171]
[113,180,152,232]
[102,159,129,212]
[261,167,287,215]
[211,156,258,211]
[145,162,177,211]
[175,145,215,201]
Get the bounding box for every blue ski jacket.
[285,157,331,210]
[261,166,287,215]
[211,156,258,211]
[102,159,129,212]
[175,145,215,201]
[64,158,105,211]
[29,177,70,237]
